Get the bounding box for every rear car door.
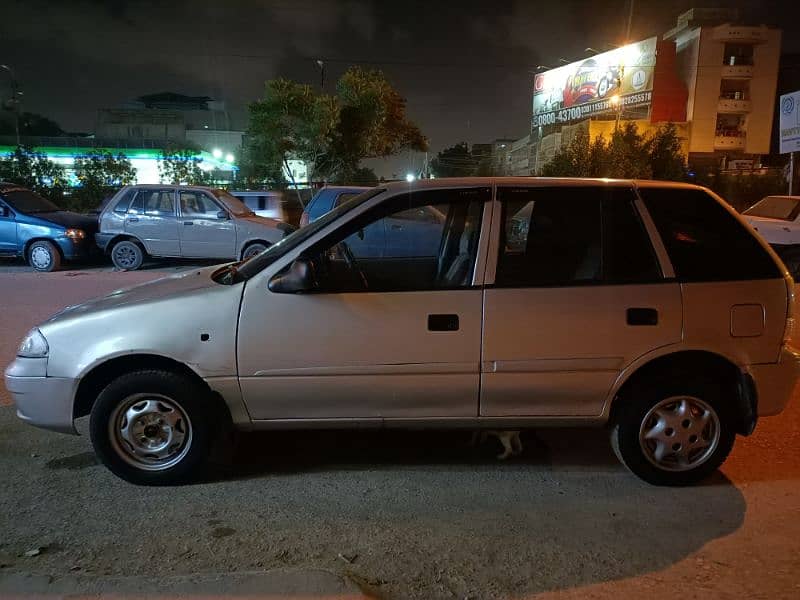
[237,186,490,420]
[481,184,683,417]
[177,190,237,258]
[0,200,17,254]
[124,188,180,256]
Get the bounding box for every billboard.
[779,91,800,154]
[532,37,658,128]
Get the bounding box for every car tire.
[610,376,736,486]
[27,240,61,272]
[111,240,144,271]
[89,370,215,486]
[241,242,269,261]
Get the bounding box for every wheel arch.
[73,353,231,426]
[24,237,65,260]
[106,234,146,255]
[607,350,757,436]
[239,239,271,260]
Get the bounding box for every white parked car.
[742,195,800,275]
[6,178,799,486]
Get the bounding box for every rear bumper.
[749,346,800,417]
[95,232,114,252]
[4,358,77,434]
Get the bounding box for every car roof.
[318,185,371,192]
[121,184,218,192]
[229,190,281,195]
[379,177,707,194]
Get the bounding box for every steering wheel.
[336,241,369,290]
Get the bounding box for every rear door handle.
[428,314,459,331]
[183,221,194,226]
[627,308,658,326]
[127,217,139,223]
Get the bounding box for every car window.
[180,191,222,218]
[390,205,446,224]
[302,187,488,292]
[333,192,359,208]
[496,187,602,287]
[128,189,175,216]
[603,188,662,283]
[743,196,800,221]
[640,187,781,282]
[112,189,136,214]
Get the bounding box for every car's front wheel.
[111,240,144,271]
[27,240,61,272]
[89,370,214,485]
[241,242,269,261]
[611,378,735,486]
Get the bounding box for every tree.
[430,142,477,177]
[646,123,686,181]
[158,147,211,185]
[71,151,137,211]
[245,66,427,189]
[349,166,379,186]
[0,112,64,137]
[0,145,66,201]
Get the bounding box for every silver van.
[96,185,291,270]
[6,178,799,486]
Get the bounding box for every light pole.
[1,64,22,146]
[316,60,325,91]
[610,94,622,131]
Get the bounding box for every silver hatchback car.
[6,178,799,486]
[96,185,292,270]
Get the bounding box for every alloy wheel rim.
[638,395,721,472]
[244,245,266,259]
[31,246,52,270]
[114,245,138,268]
[109,394,193,471]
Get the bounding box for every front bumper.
[4,358,77,434]
[749,346,800,417]
[55,236,99,261]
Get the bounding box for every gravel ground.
[1,270,799,599]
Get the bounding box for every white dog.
[471,430,523,460]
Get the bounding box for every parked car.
[95,185,293,270]
[299,185,370,227]
[6,178,799,486]
[228,190,286,221]
[0,182,98,272]
[741,195,800,276]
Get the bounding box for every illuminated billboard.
[532,37,658,128]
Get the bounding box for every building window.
[723,43,754,66]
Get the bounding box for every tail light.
[299,212,310,228]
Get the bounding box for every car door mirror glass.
[268,258,317,293]
[217,210,229,220]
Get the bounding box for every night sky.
[2,0,799,177]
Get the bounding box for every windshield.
[1,188,61,214]
[236,187,385,279]
[213,189,255,217]
[744,196,800,221]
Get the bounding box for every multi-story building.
[665,8,781,169]
[509,135,532,176]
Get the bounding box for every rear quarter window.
[639,187,781,282]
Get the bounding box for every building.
[509,135,532,176]
[665,8,781,169]
[527,8,781,174]
[96,92,244,161]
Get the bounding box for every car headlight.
[18,328,49,358]
[65,228,86,239]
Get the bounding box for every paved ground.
[0,270,799,599]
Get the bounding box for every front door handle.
[627,307,658,326]
[127,217,139,223]
[428,314,459,331]
[183,221,194,226]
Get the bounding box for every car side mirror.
[217,210,229,220]
[0,206,10,218]
[268,258,317,294]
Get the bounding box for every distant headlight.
[18,328,49,358]
[65,228,86,239]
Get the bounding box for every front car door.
[124,188,180,256]
[236,186,491,421]
[481,183,683,417]
[177,190,237,258]
[0,199,17,255]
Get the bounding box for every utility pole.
[790,152,795,196]
[316,60,325,91]
[1,64,21,146]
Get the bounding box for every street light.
[1,64,22,146]
[405,173,415,182]
[212,148,223,159]
[225,153,235,163]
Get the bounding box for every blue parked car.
[0,183,99,272]
[299,184,446,260]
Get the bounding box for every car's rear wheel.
[611,377,735,486]
[27,240,61,272]
[241,242,268,260]
[89,370,214,485]
[111,240,144,271]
